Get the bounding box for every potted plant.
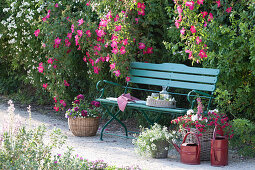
[65,94,101,137]
[171,98,233,160]
[133,123,178,159]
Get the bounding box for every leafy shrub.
[230,118,255,158]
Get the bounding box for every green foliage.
[230,118,255,158]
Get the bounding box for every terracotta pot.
[68,117,99,137]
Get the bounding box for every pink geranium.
[120,46,126,54]
[113,70,121,77]
[180,27,185,35]
[65,39,71,47]
[111,40,118,48]
[110,63,116,70]
[89,58,94,66]
[75,35,79,46]
[77,30,83,37]
[226,7,232,13]
[55,37,61,45]
[42,17,47,22]
[43,83,48,89]
[175,21,180,28]
[78,19,84,26]
[54,106,59,112]
[106,11,112,19]
[139,42,145,49]
[95,29,105,37]
[86,30,91,37]
[83,56,87,62]
[190,26,196,34]
[34,29,40,37]
[86,1,90,6]
[111,34,118,40]
[55,3,59,8]
[177,5,182,14]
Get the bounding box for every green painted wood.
[130,69,217,84]
[130,76,216,92]
[131,62,220,76]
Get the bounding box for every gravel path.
[0,97,254,170]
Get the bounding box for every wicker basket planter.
[182,128,214,161]
[68,117,99,137]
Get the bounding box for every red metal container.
[173,132,201,165]
[211,126,228,166]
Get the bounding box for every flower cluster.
[173,0,233,63]
[133,123,178,157]
[65,94,101,119]
[171,98,233,138]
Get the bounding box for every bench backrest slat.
[130,77,216,92]
[129,62,220,92]
[131,62,220,76]
[130,69,217,84]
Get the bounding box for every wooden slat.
[131,62,220,76]
[130,76,215,92]
[130,69,217,84]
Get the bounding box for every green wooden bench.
[96,62,220,140]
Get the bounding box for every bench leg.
[139,110,162,126]
[100,103,128,141]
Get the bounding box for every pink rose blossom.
[86,1,90,6]
[185,1,195,10]
[34,29,40,37]
[106,54,110,62]
[137,2,142,8]
[65,39,71,47]
[67,33,72,40]
[42,17,47,22]
[180,27,185,35]
[197,0,204,5]
[111,40,118,48]
[113,70,121,77]
[177,5,182,14]
[120,46,126,54]
[89,58,94,66]
[38,63,44,73]
[42,43,46,48]
[83,56,87,62]
[226,7,232,13]
[216,0,221,8]
[199,49,207,58]
[95,29,105,37]
[47,58,54,64]
[176,15,182,22]
[54,107,59,112]
[75,35,79,46]
[175,21,180,28]
[71,24,74,33]
[139,43,145,49]
[196,36,202,44]
[94,66,99,74]
[123,39,128,45]
[115,25,121,32]
[106,11,112,19]
[110,63,116,70]
[78,19,84,26]
[112,48,118,54]
[43,83,48,89]
[208,13,213,21]
[86,30,91,37]
[126,77,131,82]
[55,3,58,8]
[201,11,208,18]
[55,37,61,45]
[114,14,119,22]
[99,19,108,27]
[147,47,153,54]
[204,21,207,27]
[77,30,83,37]
[190,26,196,34]
[64,80,70,87]
[135,18,140,24]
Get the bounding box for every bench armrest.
[187,90,213,110]
[96,80,126,98]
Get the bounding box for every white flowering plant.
[133,123,178,157]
